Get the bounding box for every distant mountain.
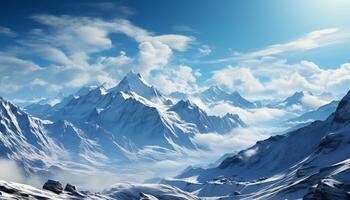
[270,91,331,114]
[169,100,246,133]
[25,85,98,118]
[15,71,245,173]
[164,90,350,199]
[169,86,258,109]
[281,91,311,106]
[198,86,257,108]
[287,100,339,124]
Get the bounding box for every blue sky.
[1,0,350,103]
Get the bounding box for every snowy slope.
[0,180,200,200]
[88,91,199,151]
[0,97,63,168]
[1,96,119,175]
[164,90,350,199]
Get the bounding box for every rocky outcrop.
[303,178,350,200]
[42,179,63,194]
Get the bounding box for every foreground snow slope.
[0,180,201,200]
[164,90,350,199]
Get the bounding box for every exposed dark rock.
[64,183,76,193]
[64,183,84,197]
[303,178,350,200]
[233,191,241,195]
[42,179,63,194]
[0,185,17,194]
[0,185,29,197]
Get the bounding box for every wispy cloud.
[236,28,344,59]
[0,26,17,37]
[198,45,212,56]
[204,28,350,64]
[0,14,196,100]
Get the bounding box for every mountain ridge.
[164,90,350,199]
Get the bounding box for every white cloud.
[192,127,271,154]
[0,26,17,37]
[208,58,350,100]
[0,159,24,183]
[210,66,264,94]
[198,45,212,56]
[152,65,201,94]
[0,159,42,187]
[137,41,172,74]
[211,103,290,124]
[0,15,195,100]
[264,72,320,96]
[31,78,47,86]
[0,54,40,75]
[301,93,329,109]
[236,28,342,59]
[28,15,193,71]
[150,35,194,51]
[205,28,350,64]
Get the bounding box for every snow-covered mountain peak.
[283,91,312,104]
[108,71,167,104]
[199,86,256,108]
[110,71,150,92]
[124,70,149,86]
[203,85,226,96]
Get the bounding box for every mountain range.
[163,90,350,199]
[170,86,259,109]
[1,71,246,177]
[1,71,348,199]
